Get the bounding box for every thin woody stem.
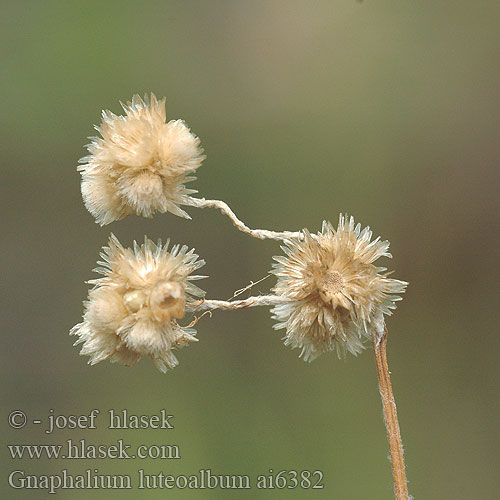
[188,295,291,312]
[186,198,302,241]
[371,326,409,500]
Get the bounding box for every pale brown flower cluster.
[71,234,206,372]
[271,215,407,361]
[72,93,408,372]
[79,94,204,225]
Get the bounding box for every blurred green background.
[2,1,499,499]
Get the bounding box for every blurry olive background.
[2,1,499,499]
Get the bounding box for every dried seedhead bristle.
[79,93,205,225]
[70,234,207,372]
[271,214,407,361]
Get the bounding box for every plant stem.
[188,295,291,311]
[187,198,302,240]
[371,326,409,500]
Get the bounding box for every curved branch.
[186,198,301,241]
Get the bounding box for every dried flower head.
[70,234,206,372]
[79,93,204,225]
[271,215,407,361]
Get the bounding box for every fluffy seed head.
[79,93,204,225]
[70,234,206,372]
[271,214,407,361]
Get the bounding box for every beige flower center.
[149,281,185,321]
[318,271,345,303]
[131,171,164,199]
[123,290,147,313]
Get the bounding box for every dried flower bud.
[149,281,186,322]
[79,93,204,225]
[70,234,206,372]
[271,215,408,361]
